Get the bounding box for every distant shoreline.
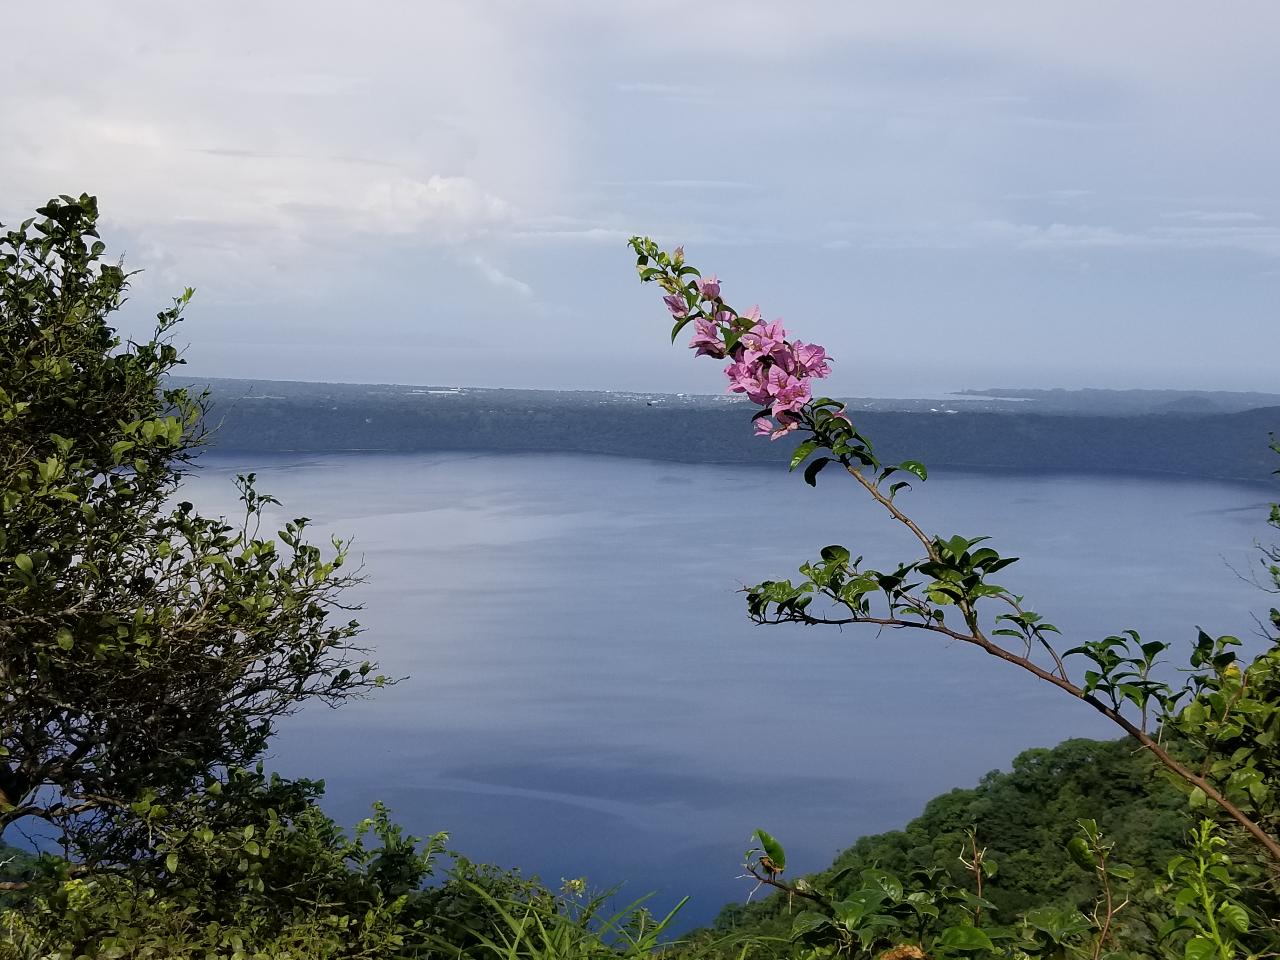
[192,445,1277,491]
[184,377,1280,486]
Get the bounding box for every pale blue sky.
[4,1,1278,396]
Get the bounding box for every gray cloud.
[3,0,1278,394]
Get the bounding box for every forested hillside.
[707,738,1187,947]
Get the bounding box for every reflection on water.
[182,452,1272,928]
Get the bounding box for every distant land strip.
[184,378,1280,484]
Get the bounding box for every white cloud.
[838,219,1280,257]
[0,2,568,255]
[1161,210,1266,223]
[1150,224,1280,257]
[469,256,533,299]
[987,221,1140,250]
[356,176,511,237]
[649,180,759,191]
[509,224,633,245]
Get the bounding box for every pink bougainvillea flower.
[739,322,795,374]
[792,341,831,378]
[768,412,802,440]
[724,358,771,406]
[646,257,836,441]
[770,343,798,376]
[695,275,721,300]
[765,365,812,416]
[688,317,727,359]
[742,319,788,358]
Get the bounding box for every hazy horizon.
[180,370,1280,403]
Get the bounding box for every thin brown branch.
[744,864,830,909]
[762,607,1280,863]
[843,463,939,561]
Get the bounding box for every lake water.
[183,452,1274,928]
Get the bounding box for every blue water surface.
[182,452,1274,929]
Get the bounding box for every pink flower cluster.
[664,280,832,440]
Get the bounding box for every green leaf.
[1184,937,1216,960]
[938,925,994,952]
[790,440,819,471]
[754,828,786,871]
[820,545,850,565]
[13,553,32,574]
[1066,837,1094,870]
[899,459,928,482]
[791,911,830,938]
[165,852,179,873]
[55,628,74,651]
[804,457,831,487]
[1218,902,1249,934]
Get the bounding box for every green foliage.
[713,738,1186,948]
[3,777,444,958]
[443,883,699,960]
[713,805,1280,960]
[2,766,710,959]
[0,195,387,872]
[1160,820,1256,960]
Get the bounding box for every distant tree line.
[195,384,1278,483]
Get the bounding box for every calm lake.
[184,452,1274,929]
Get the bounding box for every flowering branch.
[628,235,1280,864]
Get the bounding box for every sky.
[4,1,1278,397]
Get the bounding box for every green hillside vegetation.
[706,738,1187,944]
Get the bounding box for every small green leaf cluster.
[746,534,1031,637]
[1160,820,1257,960]
[1169,633,1280,834]
[1066,632,1178,730]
